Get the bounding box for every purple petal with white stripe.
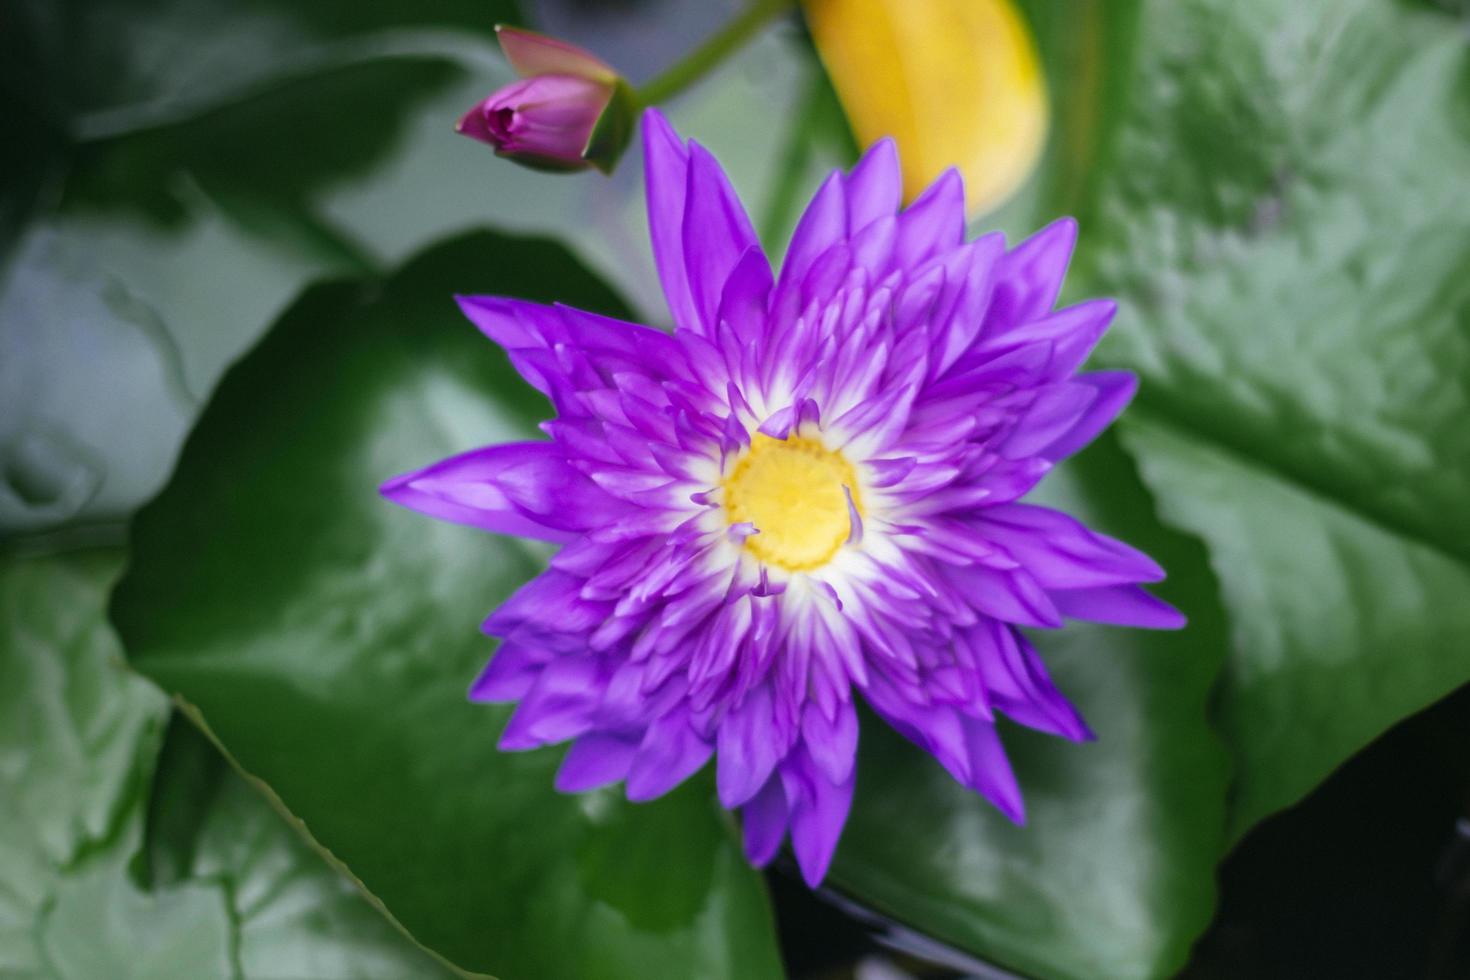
[382,108,1182,886]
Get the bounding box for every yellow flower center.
[723,434,862,572]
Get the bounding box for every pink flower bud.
[458,26,625,172]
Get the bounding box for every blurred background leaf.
[112,232,784,979]
[0,548,461,978]
[0,550,170,972]
[145,718,465,979]
[987,0,1140,236]
[1066,0,1470,839]
[0,20,472,535]
[0,0,519,130]
[0,0,824,538]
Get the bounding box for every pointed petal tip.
[468,642,549,704]
[1156,603,1188,631]
[554,735,638,793]
[378,470,413,499]
[1139,564,1168,586]
[1029,699,1097,744]
[640,105,678,142]
[746,841,781,869]
[453,293,499,321]
[496,727,542,752]
[977,764,1027,825]
[1050,214,1079,238]
[1061,295,1117,327]
[739,773,791,867]
[1129,588,1188,630]
[1056,708,1098,743]
[468,677,510,705]
[906,164,964,209]
[1053,583,1186,631]
[377,467,450,520]
[798,851,834,888]
[716,768,757,810]
[622,777,664,803]
[869,135,899,155]
[1092,369,1139,401]
[855,136,900,177]
[1010,215,1080,274]
[742,815,787,868]
[551,770,585,794]
[1029,215,1078,253]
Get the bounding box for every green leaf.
[0,548,170,971]
[0,57,462,536]
[832,434,1231,980]
[1,547,454,977]
[755,58,858,253]
[1121,417,1470,840]
[112,232,783,979]
[37,852,235,980]
[147,718,462,979]
[0,204,346,536]
[0,0,517,132]
[2,0,516,536]
[2,17,824,539]
[1067,0,1470,836]
[988,0,1142,237]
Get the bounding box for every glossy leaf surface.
[2,2,816,536]
[0,549,457,978]
[113,232,784,979]
[1075,0,1470,835]
[0,549,173,972]
[833,435,1231,980]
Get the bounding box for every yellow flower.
[805,0,1048,217]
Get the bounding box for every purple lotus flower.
[384,109,1183,886]
[458,26,620,171]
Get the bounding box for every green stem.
[636,0,797,106]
